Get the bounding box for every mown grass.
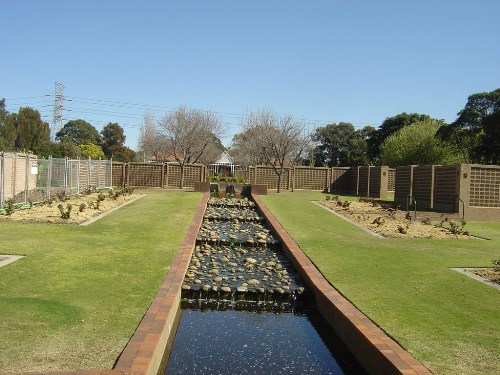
[0,190,202,372]
[261,191,500,375]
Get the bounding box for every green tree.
[368,113,443,162]
[14,107,51,152]
[380,119,463,167]
[107,144,137,162]
[312,123,374,166]
[0,99,14,150]
[438,88,500,163]
[56,119,102,145]
[478,109,500,164]
[348,126,376,166]
[78,143,105,159]
[101,122,126,158]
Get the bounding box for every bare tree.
[236,109,311,192]
[159,106,224,188]
[138,111,168,162]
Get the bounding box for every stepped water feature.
[164,196,365,374]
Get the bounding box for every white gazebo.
[212,151,235,175]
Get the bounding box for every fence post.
[0,152,4,208]
[122,163,126,189]
[161,162,165,189]
[76,158,80,194]
[110,158,113,189]
[47,156,52,200]
[165,162,169,188]
[87,157,91,189]
[98,157,102,189]
[63,157,68,193]
[25,153,30,204]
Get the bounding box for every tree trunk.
[277,170,282,193]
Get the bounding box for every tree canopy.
[438,88,500,163]
[101,122,126,155]
[367,113,444,162]
[380,119,463,167]
[159,106,224,188]
[55,119,102,145]
[233,109,310,192]
[78,143,105,159]
[312,123,375,167]
[0,104,50,153]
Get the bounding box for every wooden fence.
[394,164,500,221]
[112,162,206,189]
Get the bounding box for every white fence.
[0,152,113,208]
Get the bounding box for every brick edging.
[113,192,209,375]
[252,195,432,375]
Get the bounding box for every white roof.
[214,151,233,165]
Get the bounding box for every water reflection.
[165,302,366,375]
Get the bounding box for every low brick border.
[113,192,209,374]
[252,194,432,375]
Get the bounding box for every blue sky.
[1,0,499,149]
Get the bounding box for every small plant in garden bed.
[4,199,15,215]
[56,190,69,202]
[57,203,72,219]
[79,203,86,212]
[336,200,350,208]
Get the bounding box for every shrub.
[4,199,15,215]
[57,203,72,219]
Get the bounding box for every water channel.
[163,196,366,374]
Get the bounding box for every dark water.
[165,303,366,375]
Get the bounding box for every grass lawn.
[261,191,500,375]
[0,190,202,372]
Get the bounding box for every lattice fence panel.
[294,167,327,190]
[254,166,290,190]
[358,167,369,197]
[394,166,413,204]
[434,165,459,207]
[248,167,256,185]
[331,167,350,193]
[112,163,125,187]
[369,167,382,198]
[388,168,396,191]
[348,167,358,195]
[128,163,163,188]
[165,164,205,188]
[469,166,500,207]
[183,164,205,188]
[412,166,434,207]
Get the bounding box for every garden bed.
[0,188,139,224]
[319,197,473,239]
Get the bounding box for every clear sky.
[1,0,499,149]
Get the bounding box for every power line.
[6,93,383,131]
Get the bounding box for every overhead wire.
[5,94,382,132]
